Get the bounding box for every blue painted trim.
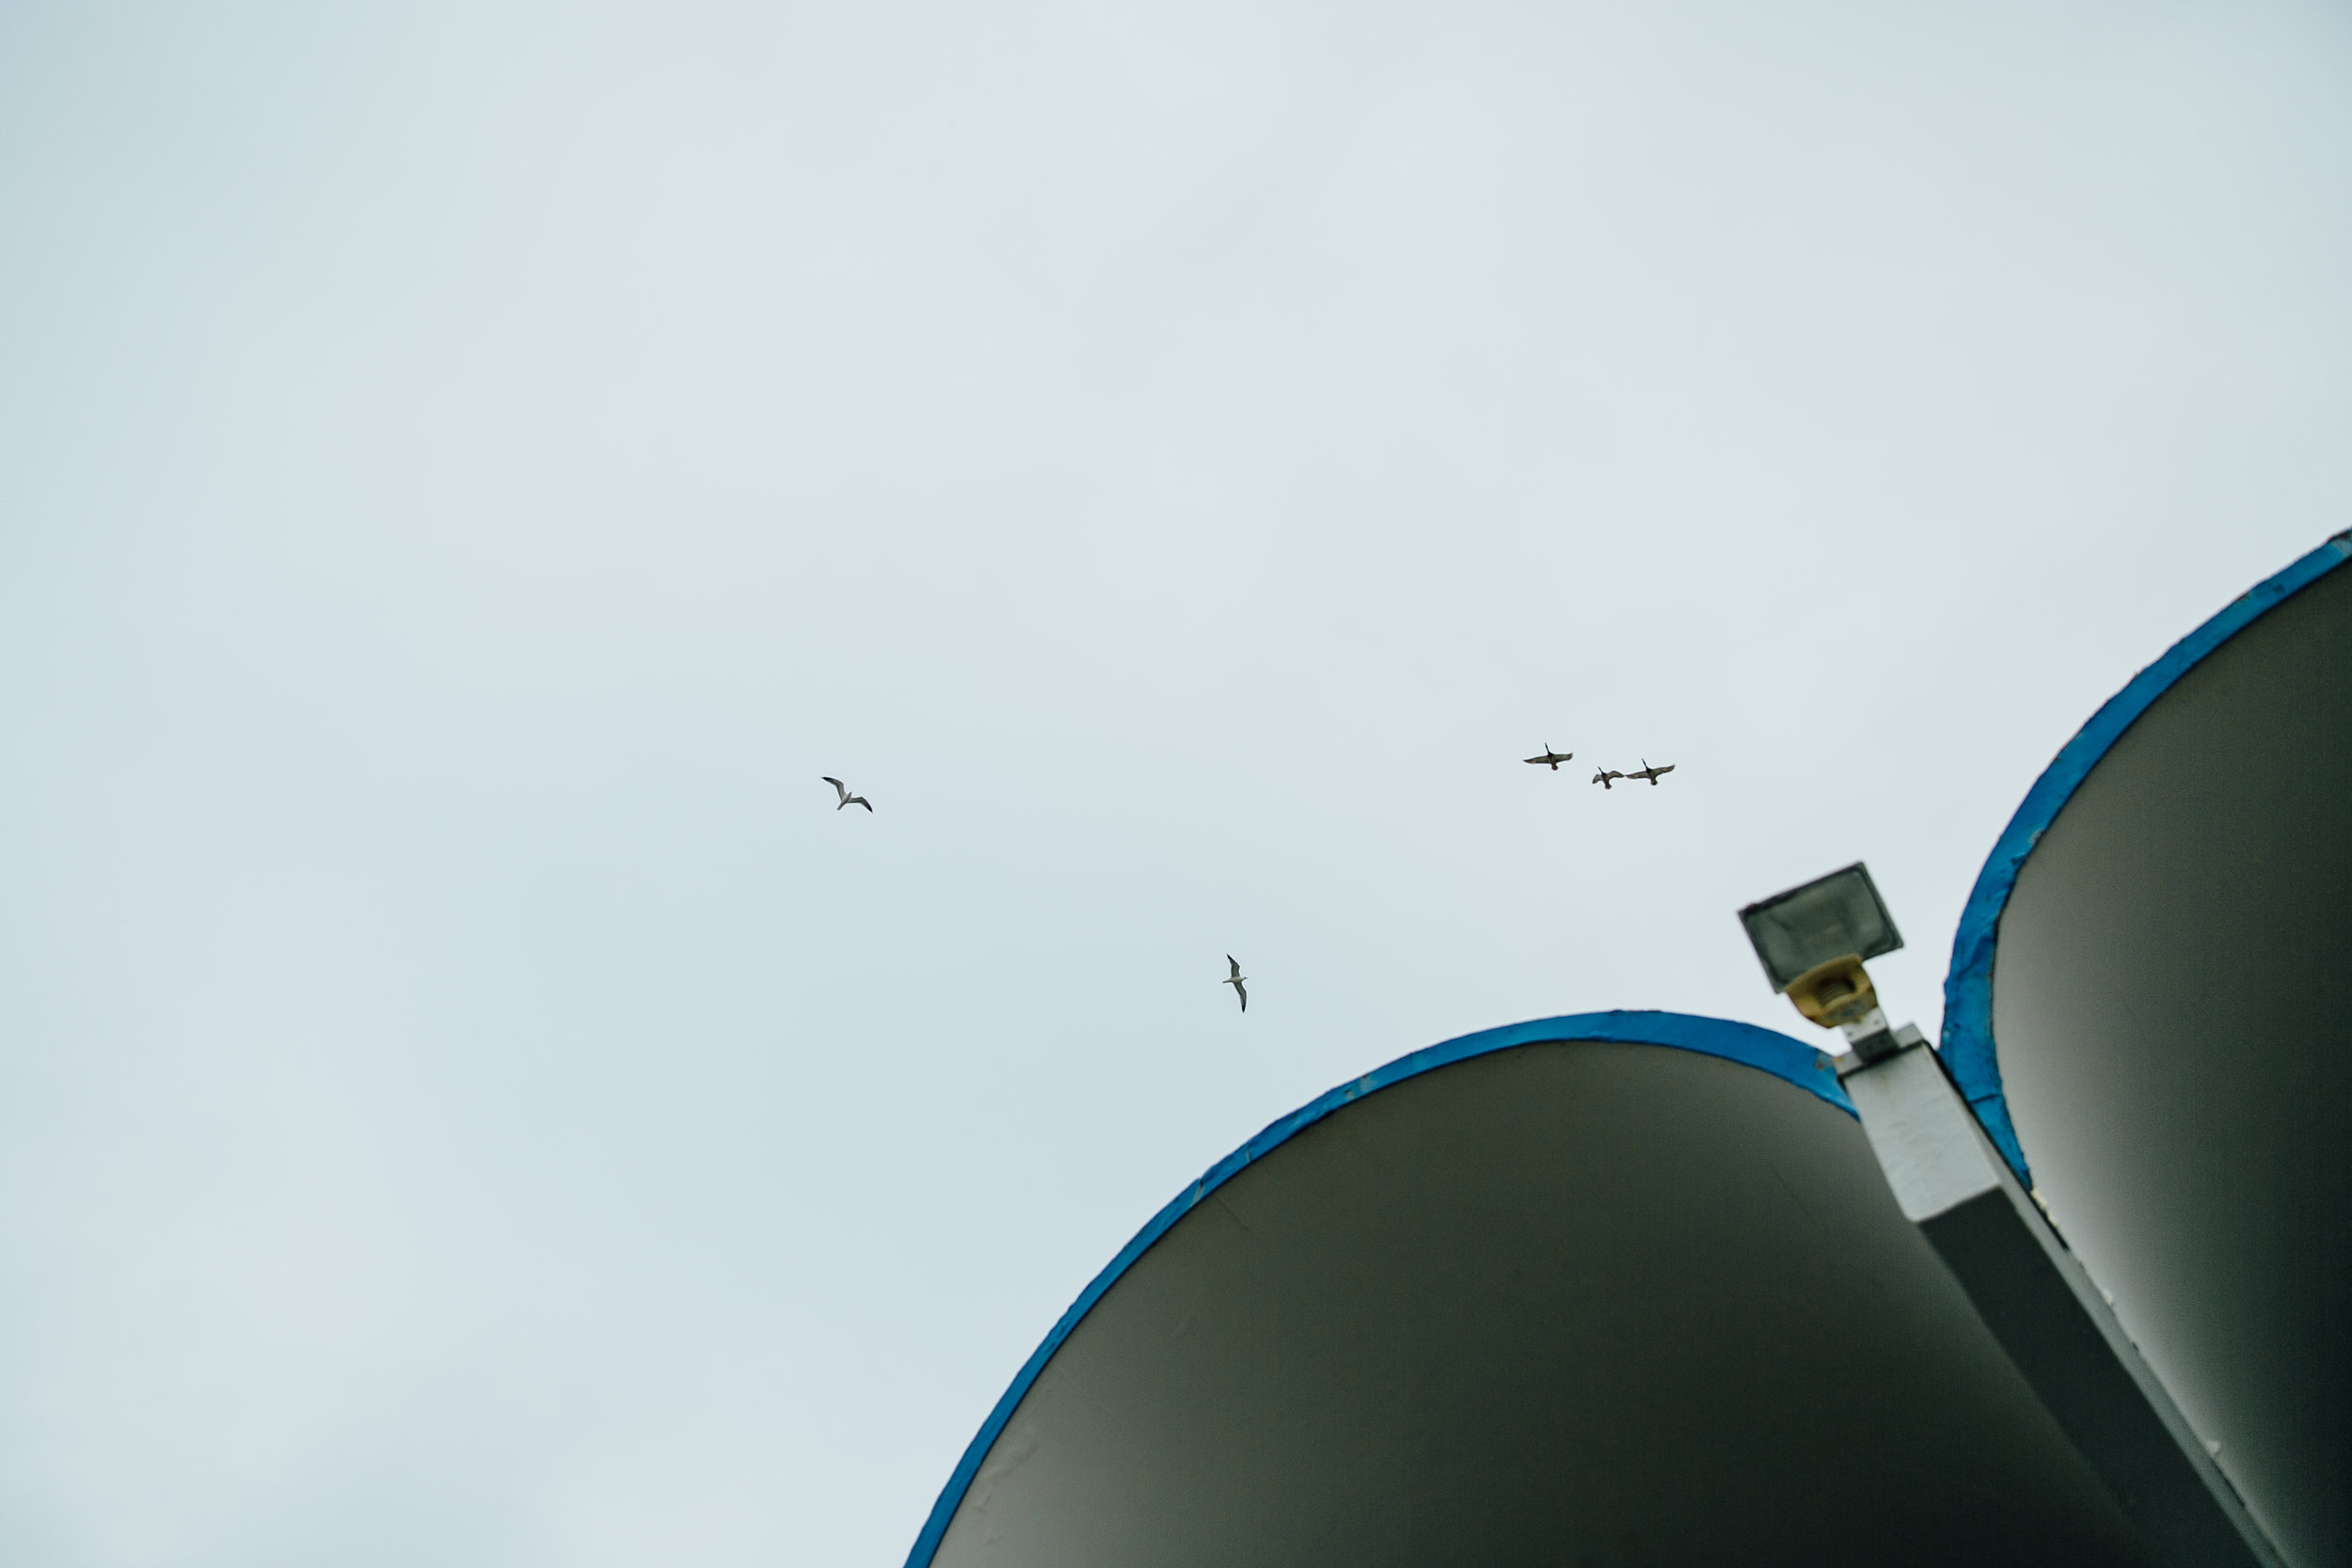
[903,1009,1841,1568]
[1942,532,2352,1184]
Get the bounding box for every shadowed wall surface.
[1993,561,2352,1568]
[927,1037,2146,1567]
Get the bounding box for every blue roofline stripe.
[1941,531,2352,1184]
[903,1008,1841,1568]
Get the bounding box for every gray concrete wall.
[1994,563,2352,1568]
[931,1039,2147,1567]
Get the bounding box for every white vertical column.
[1842,1033,2284,1568]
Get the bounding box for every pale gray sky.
[2,3,2348,1563]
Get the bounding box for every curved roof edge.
[1942,531,2352,1185]
[903,1008,1842,1568]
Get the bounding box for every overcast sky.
[3,3,2349,1563]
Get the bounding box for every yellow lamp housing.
[1784,953,1878,1030]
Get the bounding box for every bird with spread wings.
[1222,956,1248,1013]
[822,776,873,812]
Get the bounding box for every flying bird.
[1222,955,1248,1013]
[1625,759,1676,785]
[1522,743,1575,770]
[822,776,873,812]
[1591,768,1625,789]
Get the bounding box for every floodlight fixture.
[1739,863,1905,1057]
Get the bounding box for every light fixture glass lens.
[1739,863,1903,992]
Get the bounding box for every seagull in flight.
[1522,743,1575,770]
[822,776,873,812]
[1222,955,1248,1013]
[1591,768,1625,789]
[1625,759,1676,785]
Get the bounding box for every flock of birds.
[1519,743,1675,789]
[821,740,1674,1015]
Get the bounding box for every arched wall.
[906,1011,2148,1568]
[1941,533,2352,1568]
